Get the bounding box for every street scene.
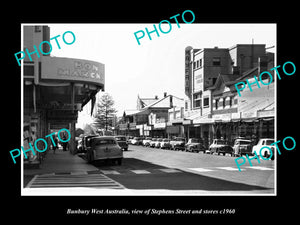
[24,143,274,195]
[22,24,276,195]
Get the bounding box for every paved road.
[89,145,275,195]
[25,145,275,195]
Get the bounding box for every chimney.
[164,92,167,98]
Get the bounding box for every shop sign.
[241,111,257,118]
[41,57,104,85]
[212,113,231,122]
[231,112,241,120]
[257,110,274,118]
[129,123,136,130]
[154,122,166,129]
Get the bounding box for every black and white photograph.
[21,23,276,196]
[4,4,298,220]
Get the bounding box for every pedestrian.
[62,134,68,151]
[53,137,58,154]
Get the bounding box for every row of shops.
[118,110,274,148]
[117,81,274,148]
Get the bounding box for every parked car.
[209,139,234,156]
[77,139,83,153]
[126,136,134,144]
[185,138,205,153]
[149,138,157,148]
[252,138,275,160]
[170,137,186,151]
[160,138,171,149]
[155,138,163,148]
[81,134,99,153]
[86,136,123,165]
[142,137,152,147]
[114,135,128,151]
[233,138,252,156]
[131,137,143,145]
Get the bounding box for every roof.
[238,82,274,113]
[123,110,140,116]
[138,97,158,108]
[209,74,241,90]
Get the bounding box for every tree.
[94,93,117,131]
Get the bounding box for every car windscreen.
[93,139,116,146]
[216,140,225,144]
[238,141,251,145]
[115,137,126,141]
[176,138,185,141]
[265,140,274,145]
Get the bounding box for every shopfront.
[23,26,105,168]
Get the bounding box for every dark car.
[149,138,157,148]
[114,135,128,151]
[209,139,234,156]
[185,138,205,153]
[86,136,123,165]
[170,137,186,151]
[80,134,99,153]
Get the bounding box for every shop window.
[229,96,234,107]
[215,99,219,109]
[203,97,209,107]
[193,93,201,109]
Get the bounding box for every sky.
[49,23,276,117]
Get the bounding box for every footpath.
[23,148,96,187]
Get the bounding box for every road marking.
[100,170,121,175]
[188,168,214,172]
[26,174,125,189]
[158,168,182,173]
[70,171,88,175]
[216,167,245,171]
[246,166,274,170]
[131,170,151,174]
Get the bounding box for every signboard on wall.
[41,57,105,85]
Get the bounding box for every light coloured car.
[160,139,171,149]
[149,138,157,148]
[155,138,163,148]
[86,136,123,165]
[142,137,152,147]
[252,138,275,160]
[233,138,252,156]
[131,137,143,145]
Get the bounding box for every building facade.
[23,26,105,167]
[119,93,184,138]
[183,44,275,147]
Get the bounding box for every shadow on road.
[90,157,272,192]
